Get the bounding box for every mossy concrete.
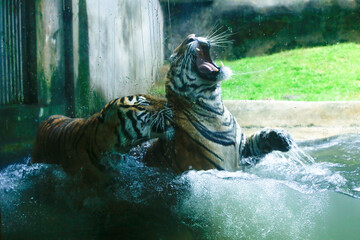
[34,0,164,117]
[0,104,65,168]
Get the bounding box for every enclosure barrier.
[0,0,37,105]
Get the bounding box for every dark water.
[1,134,360,239]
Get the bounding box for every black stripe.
[191,109,214,119]
[92,121,106,171]
[100,98,118,120]
[56,119,75,155]
[51,119,71,146]
[46,116,60,125]
[196,100,224,115]
[110,98,119,106]
[199,84,217,93]
[181,130,225,170]
[74,121,92,158]
[184,110,235,146]
[137,111,148,119]
[118,105,145,110]
[122,125,133,139]
[139,100,151,106]
[197,151,225,171]
[186,73,196,81]
[65,120,82,146]
[73,121,87,145]
[118,110,132,139]
[239,132,245,158]
[182,128,225,162]
[128,95,133,101]
[114,128,121,148]
[221,114,235,127]
[103,99,118,111]
[197,91,221,101]
[178,82,201,92]
[126,110,142,137]
[178,65,187,86]
[86,148,105,172]
[94,120,101,152]
[119,105,133,108]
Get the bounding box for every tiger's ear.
[169,53,177,63]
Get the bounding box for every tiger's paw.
[244,128,294,158]
[258,128,293,153]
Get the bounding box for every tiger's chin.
[216,66,232,82]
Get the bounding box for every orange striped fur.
[32,94,173,182]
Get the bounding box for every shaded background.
[163,0,360,59]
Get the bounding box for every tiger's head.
[167,34,232,99]
[98,95,174,153]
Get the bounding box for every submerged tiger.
[144,34,292,172]
[32,95,173,182]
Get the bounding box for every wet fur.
[144,35,292,173]
[32,95,173,183]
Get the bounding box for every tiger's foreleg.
[243,128,293,159]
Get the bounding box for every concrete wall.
[73,0,164,115]
[36,0,65,110]
[35,0,164,116]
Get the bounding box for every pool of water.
[1,134,360,239]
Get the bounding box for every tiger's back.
[32,115,107,175]
[32,95,173,181]
[33,115,82,166]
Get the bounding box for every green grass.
[221,43,360,101]
[150,43,360,101]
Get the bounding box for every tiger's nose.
[197,37,210,48]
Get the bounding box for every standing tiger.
[32,95,173,182]
[144,34,292,173]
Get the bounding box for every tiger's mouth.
[195,43,220,79]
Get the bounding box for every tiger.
[144,34,292,173]
[32,94,173,182]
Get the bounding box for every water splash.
[245,141,353,197]
[1,134,360,239]
[177,170,329,240]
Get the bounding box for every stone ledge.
[241,126,360,141]
[225,100,360,140]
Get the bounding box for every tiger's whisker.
[209,31,230,40]
[208,31,231,40]
[205,21,222,39]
